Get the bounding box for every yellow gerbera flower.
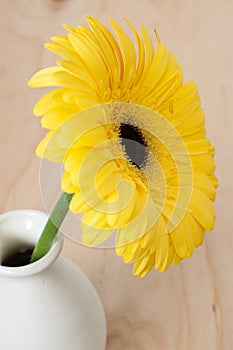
[28,17,218,277]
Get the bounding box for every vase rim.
[0,209,64,278]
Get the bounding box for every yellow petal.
[194,173,217,200]
[116,235,140,256]
[36,131,67,162]
[167,81,200,115]
[87,17,124,80]
[86,17,120,90]
[68,32,109,92]
[116,195,159,246]
[36,130,66,162]
[161,82,206,138]
[140,221,162,253]
[153,216,175,271]
[51,34,72,47]
[75,125,113,148]
[61,89,99,106]
[74,150,124,213]
[155,68,183,106]
[33,88,68,116]
[45,40,80,63]
[69,191,92,213]
[82,209,110,229]
[171,215,200,258]
[61,171,79,193]
[132,253,155,277]
[64,147,90,173]
[186,139,215,155]
[190,189,216,231]
[62,24,77,33]
[123,19,145,86]
[95,160,123,199]
[54,105,111,150]
[109,19,137,90]
[52,70,91,90]
[141,25,154,69]
[121,243,142,263]
[172,254,182,266]
[106,179,136,227]
[138,34,182,100]
[28,66,64,87]
[191,152,216,175]
[57,59,95,89]
[41,105,79,129]
[81,222,114,246]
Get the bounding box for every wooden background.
[0,0,232,349]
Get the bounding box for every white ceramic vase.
[0,209,106,350]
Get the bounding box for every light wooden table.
[1,1,232,349]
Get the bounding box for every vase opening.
[2,245,35,267]
[0,210,64,277]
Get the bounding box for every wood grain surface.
[0,0,232,349]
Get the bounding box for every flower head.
[29,17,217,277]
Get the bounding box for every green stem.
[30,192,74,263]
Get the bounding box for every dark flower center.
[119,123,148,169]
